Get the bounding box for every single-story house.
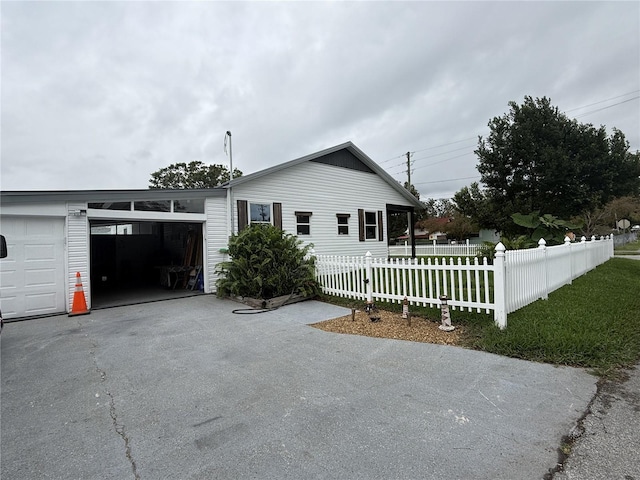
[0,141,423,319]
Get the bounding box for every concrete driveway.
[1,296,596,479]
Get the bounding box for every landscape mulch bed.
[311,308,464,346]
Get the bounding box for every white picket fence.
[388,239,481,257]
[314,235,614,328]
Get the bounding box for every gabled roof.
[221,141,424,209]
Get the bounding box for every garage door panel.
[24,292,60,315]
[0,295,18,317]
[24,244,58,261]
[25,268,58,287]
[0,217,66,319]
[25,220,57,236]
[0,267,17,288]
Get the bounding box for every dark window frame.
[295,211,312,236]
[336,213,350,235]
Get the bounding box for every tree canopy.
[417,197,478,241]
[149,161,243,189]
[455,96,640,236]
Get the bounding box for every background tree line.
[149,161,242,189]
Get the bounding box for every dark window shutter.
[358,209,365,242]
[237,200,248,232]
[273,203,282,230]
[378,210,384,241]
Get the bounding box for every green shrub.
[215,224,320,300]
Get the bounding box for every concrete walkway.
[2,296,597,479]
[614,254,640,261]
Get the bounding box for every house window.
[337,214,350,235]
[174,199,205,213]
[295,211,312,235]
[134,200,171,212]
[365,211,377,239]
[250,203,271,224]
[88,202,132,211]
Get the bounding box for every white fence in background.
[388,239,481,257]
[314,235,614,329]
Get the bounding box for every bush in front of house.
[215,224,320,300]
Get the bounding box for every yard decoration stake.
[403,296,411,326]
[69,272,90,316]
[439,295,454,332]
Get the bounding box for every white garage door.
[0,216,66,319]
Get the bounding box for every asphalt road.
[1,296,597,479]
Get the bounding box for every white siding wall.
[232,162,414,256]
[205,197,228,292]
[66,202,90,311]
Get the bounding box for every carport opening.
[90,221,205,308]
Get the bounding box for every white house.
[0,141,423,319]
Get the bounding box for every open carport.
[1,297,597,479]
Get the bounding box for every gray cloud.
[2,1,638,200]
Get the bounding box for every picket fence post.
[564,236,573,285]
[493,242,507,329]
[538,238,548,300]
[608,234,614,259]
[365,251,373,304]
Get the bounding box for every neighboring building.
[0,141,422,319]
[397,218,451,244]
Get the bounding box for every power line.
[411,136,477,154]
[564,90,640,113]
[412,144,475,162]
[382,138,478,170]
[574,96,640,119]
[412,151,476,171]
[377,153,408,165]
[414,175,481,186]
[387,144,477,173]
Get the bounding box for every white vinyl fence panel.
[315,235,614,329]
[388,240,481,257]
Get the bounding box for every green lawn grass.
[322,258,640,376]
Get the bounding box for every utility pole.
[406,151,414,257]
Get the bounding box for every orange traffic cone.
[69,271,90,316]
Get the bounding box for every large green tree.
[466,96,640,235]
[149,161,242,189]
[452,182,494,229]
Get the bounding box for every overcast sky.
[2,1,639,200]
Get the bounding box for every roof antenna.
[224,131,235,237]
[224,131,233,182]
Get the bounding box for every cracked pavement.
[553,365,640,480]
[2,296,598,479]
